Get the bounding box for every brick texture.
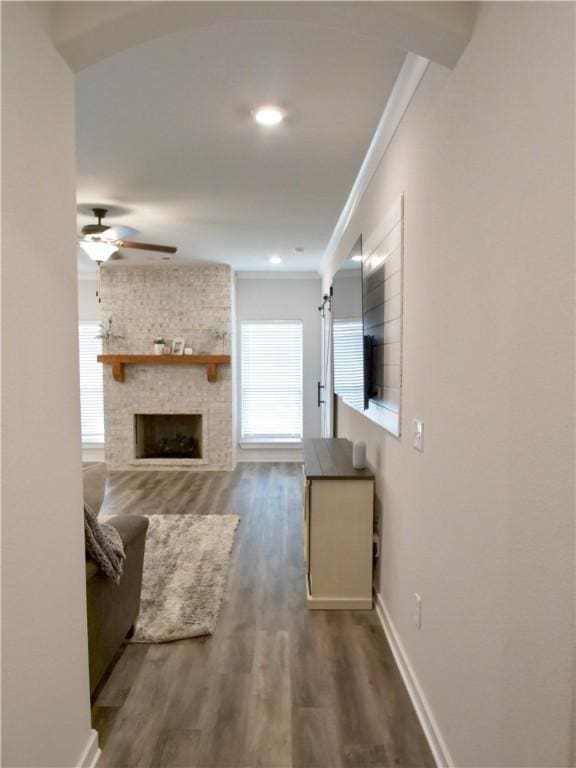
[100,264,234,470]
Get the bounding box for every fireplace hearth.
[134,414,202,460]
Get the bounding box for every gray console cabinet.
[302,439,374,609]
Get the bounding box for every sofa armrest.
[83,464,107,515]
[85,515,149,581]
[85,513,149,694]
[86,559,99,581]
[106,514,149,548]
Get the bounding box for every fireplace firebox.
[134,414,202,459]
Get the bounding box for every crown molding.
[320,53,429,276]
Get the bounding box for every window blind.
[78,322,105,444]
[241,322,303,441]
[333,319,364,410]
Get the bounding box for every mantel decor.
[97,354,231,383]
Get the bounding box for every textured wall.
[100,264,234,471]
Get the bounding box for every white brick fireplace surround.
[100,264,234,471]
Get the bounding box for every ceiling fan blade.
[106,225,138,240]
[119,240,177,254]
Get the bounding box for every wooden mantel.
[97,354,231,383]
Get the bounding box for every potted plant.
[154,337,166,355]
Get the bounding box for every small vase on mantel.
[210,328,228,355]
[153,337,166,355]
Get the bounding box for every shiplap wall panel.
[382,387,400,410]
[364,270,402,312]
[385,341,401,365]
[362,195,404,436]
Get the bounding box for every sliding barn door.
[320,296,334,437]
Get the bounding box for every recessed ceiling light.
[269,255,282,265]
[351,254,363,262]
[253,106,285,126]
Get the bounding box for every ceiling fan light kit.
[79,239,118,262]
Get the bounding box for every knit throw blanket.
[84,504,125,584]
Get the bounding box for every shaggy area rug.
[132,514,239,643]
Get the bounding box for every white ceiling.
[76,19,405,274]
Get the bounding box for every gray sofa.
[83,464,149,694]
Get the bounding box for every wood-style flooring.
[93,463,435,768]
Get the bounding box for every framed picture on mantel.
[171,338,185,355]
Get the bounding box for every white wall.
[1,4,95,766]
[77,277,100,321]
[324,3,575,766]
[235,275,322,441]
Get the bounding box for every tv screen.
[331,236,366,412]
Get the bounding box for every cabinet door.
[303,478,311,575]
[308,479,373,601]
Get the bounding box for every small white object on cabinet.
[352,440,367,469]
[302,438,374,610]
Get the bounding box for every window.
[241,322,303,441]
[333,319,364,410]
[78,321,104,444]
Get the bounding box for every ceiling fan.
[78,207,177,262]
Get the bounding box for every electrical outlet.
[414,593,422,630]
[412,419,424,452]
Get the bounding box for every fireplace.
[134,414,202,459]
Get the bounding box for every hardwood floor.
[94,463,435,768]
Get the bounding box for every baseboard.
[77,729,101,768]
[374,592,454,768]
